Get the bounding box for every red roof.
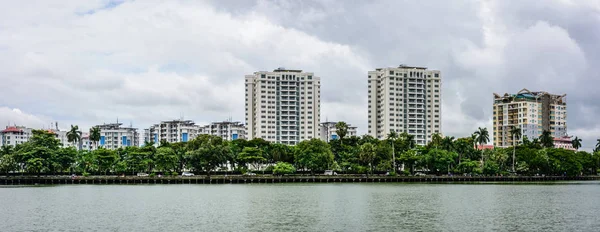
[475,144,495,150]
[1,127,22,133]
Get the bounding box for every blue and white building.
[146,119,200,144]
[319,122,357,142]
[97,123,140,149]
[200,121,246,141]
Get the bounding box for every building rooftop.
[273,67,303,72]
[493,88,566,104]
[1,126,22,133]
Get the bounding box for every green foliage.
[539,130,554,148]
[2,125,598,178]
[238,147,266,170]
[273,162,296,175]
[335,121,349,141]
[295,139,334,173]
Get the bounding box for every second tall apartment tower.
[245,68,321,145]
[368,65,442,145]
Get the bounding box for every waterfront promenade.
[1,175,598,185]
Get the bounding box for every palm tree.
[509,127,522,172]
[387,130,398,173]
[470,133,478,149]
[431,133,443,150]
[473,127,490,166]
[571,137,582,150]
[66,125,82,149]
[595,139,600,152]
[539,130,554,148]
[89,127,101,150]
[334,121,349,142]
[359,142,376,175]
[441,136,455,152]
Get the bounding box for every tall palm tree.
[334,121,349,142]
[539,130,554,148]
[441,136,455,151]
[431,133,443,150]
[595,139,600,153]
[470,133,478,149]
[509,127,522,172]
[473,127,490,166]
[359,142,376,175]
[571,136,582,150]
[387,130,398,173]
[89,126,101,150]
[66,125,82,149]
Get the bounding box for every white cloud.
[0,0,598,144]
[0,107,52,129]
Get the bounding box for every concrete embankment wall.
[1,176,599,185]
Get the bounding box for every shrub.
[171,172,178,176]
[273,162,296,175]
[149,173,156,177]
[82,172,90,177]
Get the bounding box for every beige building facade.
[245,68,321,145]
[367,65,442,145]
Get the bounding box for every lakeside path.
[1,175,599,185]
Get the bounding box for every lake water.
[1,182,599,231]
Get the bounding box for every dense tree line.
[1,124,599,177]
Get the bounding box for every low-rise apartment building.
[493,89,567,147]
[319,122,357,142]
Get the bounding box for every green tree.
[186,135,230,176]
[26,158,44,175]
[154,147,178,172]
[358,142,376,174]
[474,127,490,166]
[0,154,17,174]
[238,147,267,171]
[273,162,296,175]
[335,121,349,141]
[595,139,600,152]
[55,147,77,173]
[441,136,455,152]
[399,149,419,174]
[430,133,443,149]
[89,127,101,150]
[94,149,118,174]
[295,139,334,173]
[387,130,398,172]
[266,143,294,164]
[510,127,522,172]
[571,137,582,150]
[66,125,82,149]
[539,130,554,148]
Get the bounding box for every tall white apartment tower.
[245,68,321,145]
[368,65,442,145]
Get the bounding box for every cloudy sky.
[1,0,599,150]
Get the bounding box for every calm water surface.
[1,182,599,232]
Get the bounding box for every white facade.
[146,120,200,144]
[1,126,73,148]
[319,122,358,142]
[1,126,33,147]
[368,65,442,145]
[245,68,321,145]
[97,123,139,149]
[199,121,246,141]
